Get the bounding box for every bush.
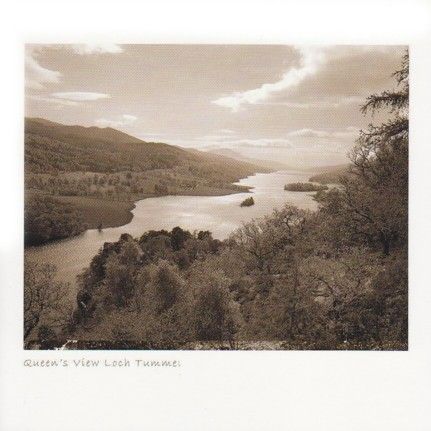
[25,194,85,246]
[192,271,241,343]
[240,196,255,207]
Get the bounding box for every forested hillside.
[25,194,86,246]
[308,165,349,184]
[25,117,264,175]
[24,53,408,349]
[25,119,267,245]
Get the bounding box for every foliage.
[24,258,71,343]
[25,118,266,245]
[284,182,328,192]
[315,51,408,256]
[309,165,349,184]
[31,53,409,350]
[240,196,255,207]
[190,270,241,344]
[25,193,86,246]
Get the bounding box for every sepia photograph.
[3,1,431,430]
[24,44,408,351]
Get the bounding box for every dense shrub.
[25,194,85,246]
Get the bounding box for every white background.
[1,0,431,430]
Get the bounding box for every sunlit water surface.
[26,170,318,293]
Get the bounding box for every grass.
[55,196,136,230]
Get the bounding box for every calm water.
[26,170,318,293]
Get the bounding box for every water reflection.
[26,170,317,291]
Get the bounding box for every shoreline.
[25,183,255,249]
[24,168,318,299]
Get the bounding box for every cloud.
[27,95,79,107]
[136,132,165,141]
[275,46,406,106]
[188,126,359,154]
[195,134,293,149]
[200,134,234,142]
[25,44,123,90]
[212,46,327,112]
[263,96,364,109]
[211,46,404,113]
[71,44,123,55]
[121,114,138,122]
[95,114,138,128]
[28,91,110,107]
[233,138,293,149]
[25,47,62,90]
[51,92,111,101]
[287,127,360,139]
[196,129,236,142]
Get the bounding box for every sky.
[25,44,406,167]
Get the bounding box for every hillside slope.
[206,147,293,171]
[25,118,269,245]
[25,118,265,177]
[309,164,349,184]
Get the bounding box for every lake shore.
[24,170,319,302]
[56,195,137,229]
[27,183,254,247]
[73,185,252,230]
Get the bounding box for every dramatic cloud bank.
[25,48,61,90]
[212,46,327,112]
[25,44,123,90]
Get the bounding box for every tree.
[66,60,410,351]
[170,226,191,251]
[302,249,381,342]
[25,194,85,246]
[192,271,241,345]
[24,258,71,343]
[317,52,408,256]
[146,260,184,313]
[104,238,142,307]
[231,205,308,275]
[37,325,59,349]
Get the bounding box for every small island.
[240,196,255,207]
[284,182,328,192]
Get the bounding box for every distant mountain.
[25,118,274,245]
[25,117,268,177]
[310,163,350,173]
[26,117,144,144]
[206,148,244,159]
[206,147,293,171]
[308,164,350,184]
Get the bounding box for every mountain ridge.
[24,117,270,243]
[205,147,294,171]
[25,117,268,174]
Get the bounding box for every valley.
[25,118,268,244]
